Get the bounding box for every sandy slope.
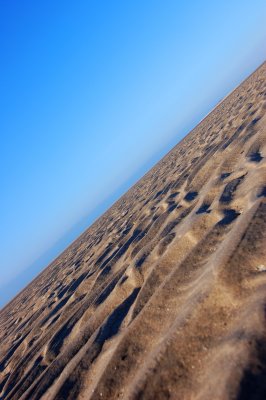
[0,62,266,400]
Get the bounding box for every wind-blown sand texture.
[1,63,266,400]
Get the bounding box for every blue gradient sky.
[0,1,266,307]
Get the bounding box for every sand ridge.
[0,62,266,399]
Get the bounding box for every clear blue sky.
[0,0,265,307]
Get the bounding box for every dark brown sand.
[0,62,266,400]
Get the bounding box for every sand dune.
[0,62,266,400]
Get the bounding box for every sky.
[0,0,266,308]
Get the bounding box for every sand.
[0,62,266,400]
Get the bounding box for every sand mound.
[0,62,266,400]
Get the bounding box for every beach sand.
[0,62,266,400]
